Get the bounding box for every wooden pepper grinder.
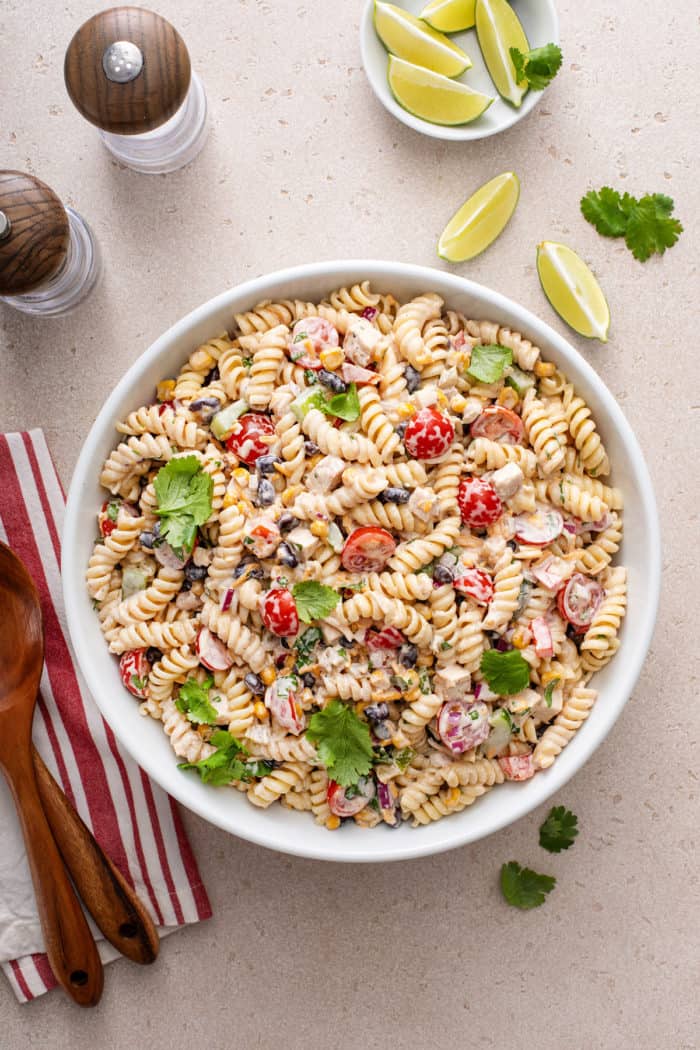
[0,171,101,317]
[64,6,208,175]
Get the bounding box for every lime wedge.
[388,55,493,126]
[475,0,529,108]
[536,242,610,343]
[438,172,520,261]
[374,1,472,77]
[420,0,476,32]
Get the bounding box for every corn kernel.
[326,815,341,831]
[253,701,268,720]
[540,671,561,687]
[445,787,462,807]
[222,491,236,508]
[157,379,176,402]
[450,394,468,414]
[455,350,471,371]
[310,519,329,539]
[534,360,556,378]
[511,629,530,649]
[371,689,402,703]
[281,485,303,506]
[320,347,344,370]
[397,402,416,419]
[261,666,276,686]
[497,386,519,409]
[231,467,248,485]
[436,390,448,408]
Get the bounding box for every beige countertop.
[1,0,698,1046]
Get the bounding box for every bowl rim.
[359,0,560,142]
[63,259,660,863]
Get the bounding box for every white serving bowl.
[63,261,660,863]
[360,0,559,140]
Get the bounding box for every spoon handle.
[3,751,103,1006]
[32,747,159,965]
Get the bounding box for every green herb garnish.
[294,626,323,666]
[510,43,563,90]
[153,455,213,556]
[175,676,218,725]
[324,382,360,422]
[480,649,530,696]
[179,731,250,786]
[467,344,513,384]
[539,806,579,853]
[581,187,683,262]
[292,581,340,624]
[500,861,556,910]
[306,700,373,787]
[543,678,560,709]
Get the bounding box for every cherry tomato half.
[514,506,564,546]
[457,477,503,528]
[119,649,150,698]
[365,626,405,652]
[327,777,376,817]
[471,406,524,445]
[556,573,604,631]
[260,588,299,638]
[453,568,494,605]
[498,754,535,781]
[265,675,305,735]
[403,407,455,461]
[437,699,490,754]
[226,413,276,466]
[341,526,396,573]
[196,627,234,671]
[99,499,120,537]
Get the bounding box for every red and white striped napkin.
[0,430,211,1003]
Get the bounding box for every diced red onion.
[221,588,234,612]
[361,306,377,321]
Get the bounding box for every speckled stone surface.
[0,0,698,1045]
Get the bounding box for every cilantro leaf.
[175,676,218,725]
[543,677,560,708]
[373,745,415,772]
[325,382,360,422]
[500,861,556,909]
[625,194,684,262]
[580,186,634,237]
[510,43,562,90]
[292,581,340,624]
[306,700,373,786]
[179,730,250,786]
[294,626,323,666]
[153,456,213,556]
[539,805,579,853]
[480,649,530,696]
[467,344,513,384]
[106,500,120,522]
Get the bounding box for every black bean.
[244,672,265,696]
[256,478,276,507]
[395,422,408,440]
[317,369,347,393]
[204,366,220,384]
[278,512,300,533]
[184,562,208,582]
[398,643,418,668]
[404,364,421,393]
[180,578,192,592]
[373,721,391,741]
[365,702,389,724]
[190,396,221,412]
[146,647,163,665]
[302,672,316,689]
[233,560,253,579]
[152,521,161,540]
[277,542,299,568]
[304,440,320,456]
[433,564,454,585]
[247,566,265,580]
[139,531,155,549]
[338,635,356,648]
[507,539,518,551]
[377,487,411,505]
[256,454,282,475]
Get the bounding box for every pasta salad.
[87,282,627,829]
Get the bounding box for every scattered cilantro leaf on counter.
[307,700,373,787]
[580,187,683,261]
[480,649,530,696]
[179,730,251,786]
[292,581,340,623]
[510,43,562,90]
[500,862,556,910]
[176,676,218,725]
[539,806,579,853]
[153,455,213,556]
[467,344,513,384]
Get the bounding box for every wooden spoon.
[0,541,103,1005]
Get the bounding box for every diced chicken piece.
[247,518,281,558]
[491,463,524,500]
[531,683,564,722]
[437,366,459,392]
[408,485,442,523]
[435,663,472,702]
[285,525,320,559]
[411,386,439,409]
[317,646,348,673]
[306,454,346,493]
[461,397,484,425]
[344,318,382,367]
[481,535,507,564]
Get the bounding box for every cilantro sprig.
[179,730,272,785]
[294,626,323,666]
[306,700,373,787]
[581,187,683,262]
[153,455,213,556]
[510,43,562,90]
[500,861,556,910]
[292,581,340,624]
[539,806,579,853]
[480,649,530,696]
[467,344,513,384]
[176,676,218,725]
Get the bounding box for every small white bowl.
[360,0,560,140]
[63,260,659,864]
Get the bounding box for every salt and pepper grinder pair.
[0,5,208,317]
